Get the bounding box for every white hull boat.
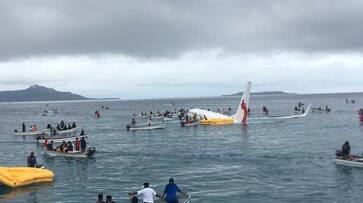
[37,135,87,143]
[127,123,166,131]
[57,127,78,135]
[335,157,363,168]
[43,147,96,158]
[181,121,199,127]
[14,129,50,136]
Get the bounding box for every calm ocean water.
[1,93,363,203]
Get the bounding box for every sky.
[1,0,363,99]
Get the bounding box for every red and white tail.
[232,81,251,124]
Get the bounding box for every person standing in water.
[128,182,160,203]
[161,178,187,203]
[27,152,37,167]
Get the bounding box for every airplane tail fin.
[232,81,251,124]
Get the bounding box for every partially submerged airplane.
[189,81,251,125]
[189,81,311,125]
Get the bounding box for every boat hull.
[335,158,363,167]
[14,129,50,136]
[43,147,96,158]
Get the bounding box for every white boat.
[155,193,191,203]
[311,107,330,112]
[335,157,363,168]
[36,135,87,143]
[57,127,78,135]
[181,121,199,127]
[14,129,50,136]
[127,122,166,131]
[43,147,96,158]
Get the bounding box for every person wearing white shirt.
[129,182,160,203]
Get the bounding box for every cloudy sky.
[1,0,363,99]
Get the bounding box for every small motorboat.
[57,127,78,135]
[0,167,54,188]
[43,147,96,158]
[335,149,363,167]
[311,106,330,112]
[36,135,87,143]
[335,157,363,168]
[14,129,50,136]
[126,122,166,131]
[181,121,199,127]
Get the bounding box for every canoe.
[36,135,87,143]
[127,123,166,131]
[335,157,363,168]
[43,147,96,158]
[14,129,50,136]
[155,193,191,203]
[0,167,54,188]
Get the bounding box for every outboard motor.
[87,147,96,157]
[336,150,342,157]
[126,124,130,131]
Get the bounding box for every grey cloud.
[1,0,363,61]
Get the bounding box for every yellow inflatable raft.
[0,167,54,188]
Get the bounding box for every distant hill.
[0,85,89,102]
[223,91,295,96]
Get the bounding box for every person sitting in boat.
[56,124,61,131]
[47,124,52,129]
[72,122,77,128]
[57,141,67,152]
[161,178,187,203]
[341,141,351,159]
[42,139,48,149]
[81,137,87,153]
[80,129,85,136]
[47,141,54,151]
[27,152,37,167]
[131,118,137,127]
[75,138,81,151]
[66,141,73,152]
[302,107,305,114]
[60,120,65,128]
[68,123,71,129]
[128,182,161,203]
[52,128,57,136]
[22,122,26,132]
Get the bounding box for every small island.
[0,85,90,102]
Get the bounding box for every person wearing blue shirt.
[27,152,37,167]
[161,178,187,203]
